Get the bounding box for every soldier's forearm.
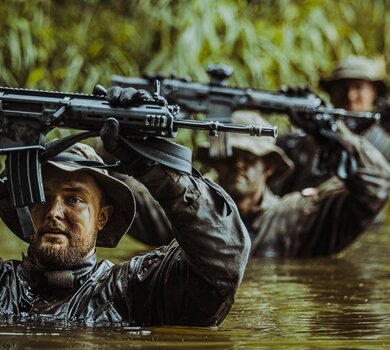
[344,135,390,213]
[137,166,250,297]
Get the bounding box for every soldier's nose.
[46,199,65,221]
[347,87,359,101]
[234,158,246,170]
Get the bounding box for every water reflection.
[234,258,385,338]
[0,224,389,349]
[222,224,390,345]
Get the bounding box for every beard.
[29,222,98,268]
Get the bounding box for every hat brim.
[0,161,136,248]
[196,134,294,184]
[319,78,388,98]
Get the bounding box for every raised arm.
[100,87,250,326]
[128,165,250,326]
[252,122,389,258]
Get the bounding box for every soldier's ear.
[97,205,113,231]
[264,163,275,179]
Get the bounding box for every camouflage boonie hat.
[319,56,388,97]
[0,143,136,248]
[196,111,294,183]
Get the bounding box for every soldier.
[274,56,389,195]
[0,87,250,325]
[196,111,389,258]
[319,56,389,161]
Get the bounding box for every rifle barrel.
[174,119,277,137]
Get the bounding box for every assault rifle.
[0,84,276,215]
[112,64,381,144]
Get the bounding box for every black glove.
[101,84,155,175]
[281,87,357,180]
[106,86,153,107]
[100,118,156,178]
[100,86,193,177]
[280,86,333,142]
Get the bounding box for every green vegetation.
[1,0,388,136]
[0,0,388,253]
[1,0,389,92]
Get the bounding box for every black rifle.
[0,84,276,212]
[112,64,381,151]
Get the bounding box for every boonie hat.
[196,111,294,183]
[319,56,388,97]
[0,143,136,248]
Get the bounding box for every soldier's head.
[319,56,388,112]
[0,143,135,268]
[197,112,293,209]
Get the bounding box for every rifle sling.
[16,207,36,239]
[43,132,192,174]
[41,131,99,162]
[119,136,192,175]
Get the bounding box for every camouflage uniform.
[197,112,390,258]
[0,144,250,325]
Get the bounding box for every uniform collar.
[258,187,280,211]
[19,252,97,290]
[240,187,280,230]
[244,187,280,217]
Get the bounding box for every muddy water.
[0,222,389,349]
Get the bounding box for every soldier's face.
[29,167,112,267]
[214,149,269,202]
[330,79,377,112]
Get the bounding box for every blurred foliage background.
[0,0,389,255]
[1,0,390,137]
[1,0,389,92]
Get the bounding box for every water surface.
[0,222,389,349]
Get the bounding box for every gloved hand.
[280,86,357,179]
[93,84,154,105]
[100,85,156,177]
[106,86,153,107]
[286,106,339,145]
[101,85,192,177]
[279,86,333,141]
[100,118,156,178]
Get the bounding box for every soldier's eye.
[68,197,84,204]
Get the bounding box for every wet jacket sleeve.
[364,124,390,162]
[123,167,251,326]
[118,175,173,246]
[251,126,390,258]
